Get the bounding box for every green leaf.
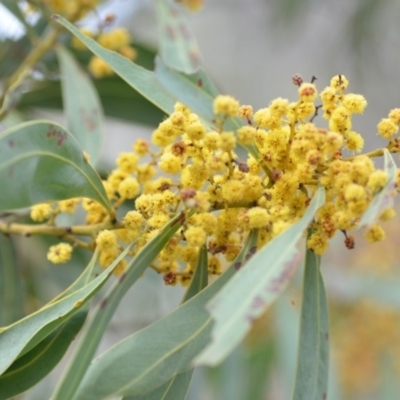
[52,213,186,400]
[56,46,104,165]
[0,310,87,400]
[72,230,258,400]
[291,243,329,400]
[359,148,397,227]
[0,110,25,130]
[53,16,176,115]
[0,248,126,376]
[19,77,165,126]
[154,0,201,74]
[124,370,193,400]
[123,245,208,400]
[195,186,326,366]
[50,247,100,303]
[182,244,208,303]
[154,56,215,124]
[0,120,112,213]
[0,236,24,325]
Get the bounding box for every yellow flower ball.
[47,242,73,264]
[96,230,118,251]
[213,95,240,117]
[118,177,140,199]
[31,203,53,222]
[365,225,386,243]
[377,118,398,139]
[88,56,113,78]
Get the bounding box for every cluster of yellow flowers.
[35,75,400,285]
[37,0,99,20]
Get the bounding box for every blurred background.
[1,1,400,399]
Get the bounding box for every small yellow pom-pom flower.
[96,230,118,251]
[221,180,244,202]
[320,86,337,104]
[31,203,52,222]
[307,232,329,255]
[296,102,316,120]
[99,249,118,267]
[208,256,222,275]
[47,243,73,264]
[330,75,349,91]
[377,118,398,139]
[238,105,253,119]
[132,139,149,156]
[365,225,386,243]
[269,97,289,117]
[203,131,221,150]
[380,207,396,221]
[298,83,318,102]
[123,210,145,230]
[342,94,368,114]
[367,170,388,192]
[388,108,400,125]
[344,184,366,202]
[118,177,140,199]
[159,153,182,174]
[247,207,270,229]
[107,169,128,190]
[330,106,351,132]
[185,226,207,246]
[219,131,236,152]
[116,152,138,173]
[213,95,240,117]
[237,126,257,145]
[98,27,130,51]
[186,121,206,141]
[345,131,364,152]
[58,198,80,213]
[88,56,113,78]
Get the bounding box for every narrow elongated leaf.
[124,245,208,400]
[0,120,112,213]
[154,0,201,74]
[0,236,24,325]
[182,244,208,303]
[359,148,397,227]
[0,248,127,375]
[155,57,215,124]
[0,310,87,400]
[57,46,104,164]
[125,370,193,400]
[50,247,100,303]
[195,186,326,366]
[53,16,176,115]
[72,230,259,400]
[292,244,329,400]
[52,213,186,400]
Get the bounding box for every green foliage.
[0,2,399,400]
[292,243,329,400]
[0,120,111,212]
